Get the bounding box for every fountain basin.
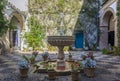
[47,36,74,46]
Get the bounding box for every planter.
[47,70,56,80]
[84,68,95,78]
[43,56,48,61]
[69,55,72,60]
[71,71,79,81]
[32,51,38,57]
[19,68,29,78]
[30,59,35,64]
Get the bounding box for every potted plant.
[68,51,72,60]
[18,60,29,78]
[29,55,36,64]
[42,52,49,61]
[82,58,96,78]
[71,62,82,81]
[32,50,39,57]
[22,55,36,64]
[46,63,56,80]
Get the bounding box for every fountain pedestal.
[57,59,66,70]
[47,36,74,70]
[58,46,64,59]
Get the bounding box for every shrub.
[102,48,109,54]
[113,46,120,55]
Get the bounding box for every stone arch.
[9,11,24,29]
[101,7,116,26]
[99,7,116,49]
[9,11,25,50]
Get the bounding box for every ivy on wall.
[28,0,83,36]
[75,0,100,50]
[117,0,120,47]
[0,0,8,36]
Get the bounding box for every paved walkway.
[0,51,120,81]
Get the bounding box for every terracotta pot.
[19,68,29,78]
[47,70,56,80]
[43,56,48,61]
[71,72,79,81]
[84,68,95,78]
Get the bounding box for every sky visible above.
[8,0,28,11]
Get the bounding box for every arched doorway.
[9,12,24,50]
[9,16,21,50]
[99,9,115,49]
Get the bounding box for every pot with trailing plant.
[18,60,29,78]
[46,63,56,80]
[42,52,49,61]
[82,58,96,78]
[71,62,82,81]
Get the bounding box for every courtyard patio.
[0,0,120,81]
[0,51,120,81]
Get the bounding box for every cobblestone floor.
[0,51,120,81]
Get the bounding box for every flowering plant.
[81,52,94,60]
[18,60,29,69]
[42,52,49,61]
[87,52,94,60]
[42,52,49,58]
[81,52,96,68]
[71,61,82,72]
[82,58,96,68]
[32,50,38,57]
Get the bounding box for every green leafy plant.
[22,55,36,63]
[71,63,81,72]
[29,55,36,63]
[46,63,56,71]
[22,16,45,50]
[102,48,109,54]
[22,55,29,62]
[102,48,113,55]
[113,46,120,55]
[0,0,15,36]
[117,1,120,47]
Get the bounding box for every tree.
[0,0,15,36]
[23,15,45,50]
[0,0,8,36]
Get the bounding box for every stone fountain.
[47,36,74,59]
[47,36,74,70]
